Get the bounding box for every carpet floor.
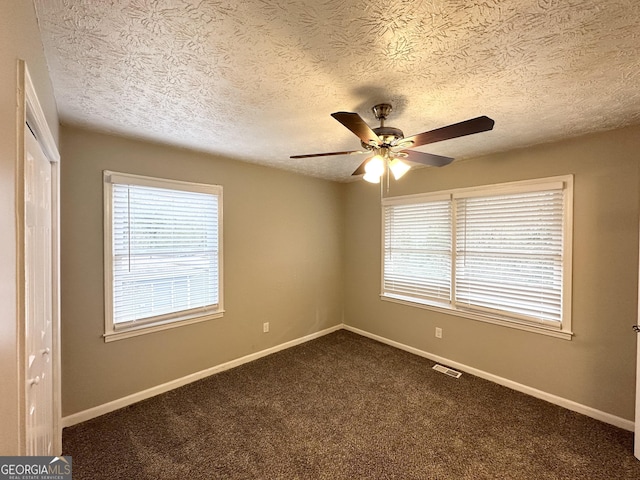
[63,330,640,479]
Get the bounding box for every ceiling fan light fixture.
[364,154,385,177]
[389,158,411,180]
[363,171,381,183]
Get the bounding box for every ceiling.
[34,0,640,182]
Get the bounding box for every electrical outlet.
[263,322,270,333]
[435,327,442,339]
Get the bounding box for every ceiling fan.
[291,104,495,183]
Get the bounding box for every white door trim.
[16,60,61,455]
[636,242,640,459]
[636,324,639,459]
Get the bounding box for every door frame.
[636,323,639,459]
[16,60,61,455]
[636,251,640,459]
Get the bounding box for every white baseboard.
[343,325,635,432]
[62,324,343,428]
[63,323,634,432]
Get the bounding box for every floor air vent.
[432,364,462,378]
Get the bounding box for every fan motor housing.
[360,126,404,149]
[373,126,404,145]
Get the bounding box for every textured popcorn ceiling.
[34,0,640,182]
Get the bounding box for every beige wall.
[344,125,640,421]
[61,124,640,422]
[0,1,59,454]
[60,126,344,416]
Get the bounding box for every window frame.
[103,171,224,342]
[381,175,573,340]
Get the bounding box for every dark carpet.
[63,330,640,479]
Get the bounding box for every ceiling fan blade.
[352,160,367,176]
[331,112,380,146]
[290,150,366,159]
[401,150,454,167]
[403,116,495,148]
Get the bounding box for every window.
[384,194,452,304]
[104,171,223,341]
[382,176,573,339]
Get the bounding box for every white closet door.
[24,125,53,456]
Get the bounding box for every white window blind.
[455,189,564,323]
[104,172,223,339]
[381,177,572,334]
[383,199,452,304]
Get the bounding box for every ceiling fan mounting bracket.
[372,103,393,122]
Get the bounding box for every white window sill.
[104,310,225,343]
[381,295,573,341]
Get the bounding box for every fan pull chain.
[386,163,390,194]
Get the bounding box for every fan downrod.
[370,103,404,145]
